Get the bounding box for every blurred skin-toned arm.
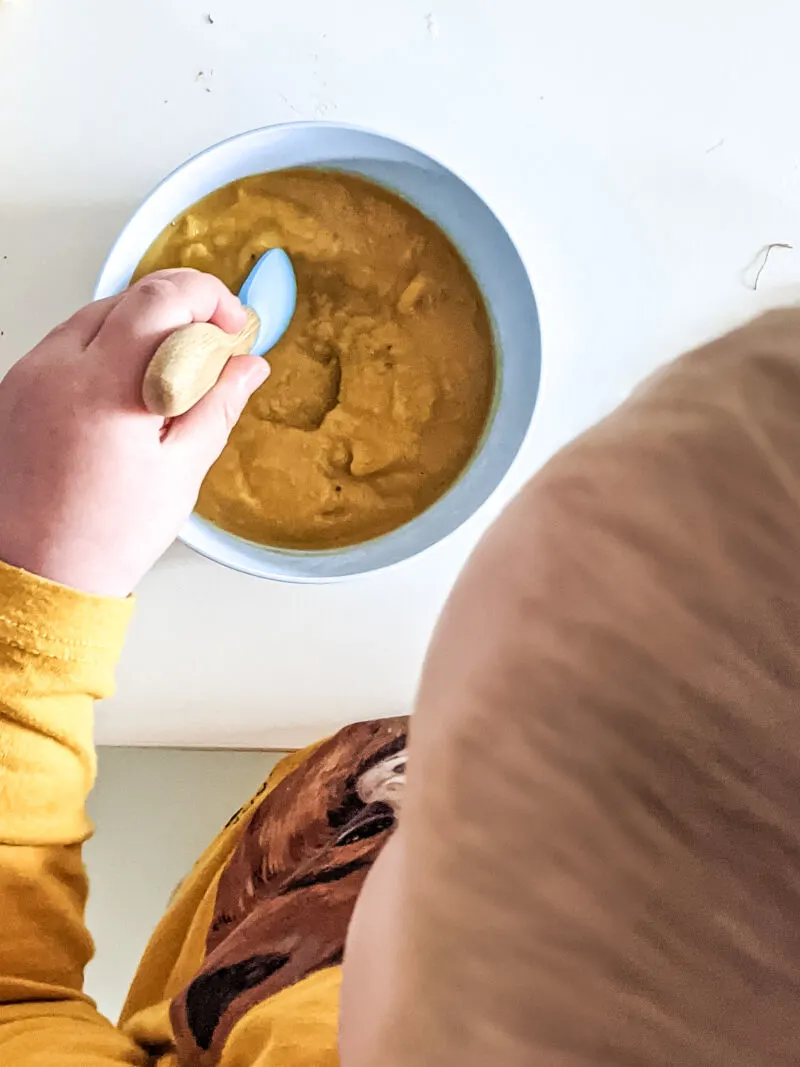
[342,310,800,1067]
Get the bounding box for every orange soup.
[135,169,495,549]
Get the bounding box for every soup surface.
[135,169,495,549]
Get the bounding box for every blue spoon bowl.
[240,248,297,357]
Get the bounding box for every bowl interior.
[95,123,541,582]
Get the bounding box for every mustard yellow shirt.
[0,560,342,1066]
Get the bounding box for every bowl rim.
[95,120,541,583]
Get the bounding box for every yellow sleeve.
[0,561,147,1064]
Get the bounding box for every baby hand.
[0,269,269,597]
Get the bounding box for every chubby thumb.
[168,354,270,461]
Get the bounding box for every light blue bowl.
[95,122,541,582]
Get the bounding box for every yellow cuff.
[0,560,134,663]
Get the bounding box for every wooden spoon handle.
[142,307,261,417]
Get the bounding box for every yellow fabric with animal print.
[0,559,405,1065]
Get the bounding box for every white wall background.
[84,747,285,1021]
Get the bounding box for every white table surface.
[2,0,799,746]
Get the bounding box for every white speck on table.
[425,12,440,38]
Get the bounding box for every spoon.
[142,248,297,417]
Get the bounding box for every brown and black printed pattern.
[170,717,408,1066]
